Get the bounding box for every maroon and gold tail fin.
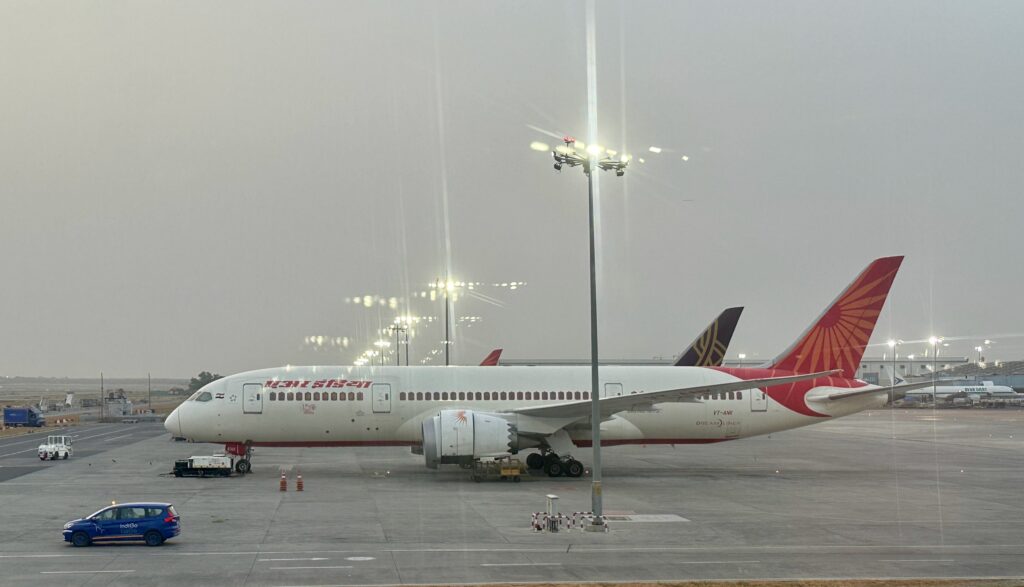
[674,307,743,367]
[765,256,904,378]
[479,349,503,366]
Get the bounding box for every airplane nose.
[164,407,181,437]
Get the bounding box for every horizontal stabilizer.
[810,379,940,402]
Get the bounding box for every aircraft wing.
[509,370,839,420]
[811,380,941,402]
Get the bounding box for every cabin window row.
[397,390,590,402]
[268,391,365,402]
[700,391,743,400]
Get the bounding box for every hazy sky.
[2,1,1023,378]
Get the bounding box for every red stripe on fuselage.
[251,440,418,448]
[244,438,730,449]
[574,438,727,447]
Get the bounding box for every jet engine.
[422,409,535,469]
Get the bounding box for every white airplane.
[896,378,1022,405]
[166,256,937,476]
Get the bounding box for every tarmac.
[1,409,1023,586]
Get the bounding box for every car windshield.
[86,506,113,520]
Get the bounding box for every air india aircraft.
[166,256,935,476]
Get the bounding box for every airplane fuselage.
[166,365,888,451]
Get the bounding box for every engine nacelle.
[422,409,527,469]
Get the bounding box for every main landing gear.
[526,451,584,478]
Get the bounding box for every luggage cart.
[471,456,524,482]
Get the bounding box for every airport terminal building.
[500,356,1024,391]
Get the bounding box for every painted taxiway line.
[41,570,135,574]
[879,559,956,562]
[0,427,143,458]
[102,434,134,442]
[4,543,1024,560]
[259,558,330,562]
[269,566,353,570]
[480,563,561,567]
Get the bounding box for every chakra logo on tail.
[769,256,904,378]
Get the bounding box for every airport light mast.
[389,323,408,366]
[550,136,627,528]
[887,339,902,403]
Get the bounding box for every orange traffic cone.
[279,471,287,492]
[296,472,304,492]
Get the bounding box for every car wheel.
[144,531,164,546]
[71,532,91,547]
[63,453,69,460]
[235,459,251,474]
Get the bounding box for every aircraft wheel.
[545,460,564,477]
[565,459,584,478]
[525,453,545,470]
[235,459,251,474]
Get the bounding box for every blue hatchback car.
[63,502,181,547]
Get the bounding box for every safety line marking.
[879,559,956,562]
[0,427,140,458]
[41,570,135,574]
[480,563,561,567]
[269,566,353,570]
[103,434,133,442]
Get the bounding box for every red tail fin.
[766,256,904,378]
[479,349,503,366]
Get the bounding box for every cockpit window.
[187,391,202,401]
[195,391,213,402]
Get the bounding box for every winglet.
[674,307,743,367]
[479,349,503,366]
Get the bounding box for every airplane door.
[371,383,391,414]
[604,383,623,397]
[242,383,263,414]
[751,388,768,412]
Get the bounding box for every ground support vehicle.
[63,502,180,546]
[4,406,45,427]
[38,435,73,460]
[173,455,234,477]
[471,456,524,482]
